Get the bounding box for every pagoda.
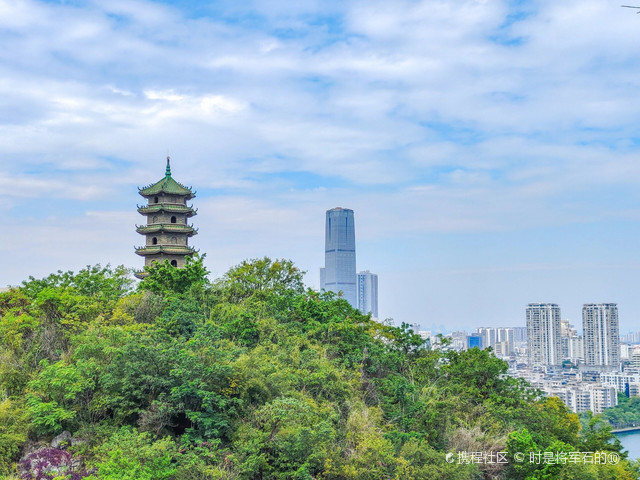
[135,157,197,278]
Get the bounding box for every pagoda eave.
[140,191,195,200]
[135,246,196,256]
[135,224,197,236]
[137,204,197,217]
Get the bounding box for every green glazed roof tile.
[139,157,195,198]
[137,204,197,216]
[135,245,196,256]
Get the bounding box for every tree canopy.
[1,257,638,479]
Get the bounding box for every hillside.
[0,256,638,479]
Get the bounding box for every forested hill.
[0,256,638,479]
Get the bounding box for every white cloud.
[2,0,640,328]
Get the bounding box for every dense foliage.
[597,393,640,430]
[0,257,638,479]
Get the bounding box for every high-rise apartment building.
[320,207,357,308]
[357,270,378,318]
[513,327,527,343]
[583,303,620,369]
[560,320,582,362]
[474,327,514,356]
[526,303,562,367]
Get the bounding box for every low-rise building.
[599,371,640,394]
[544,383,618,414]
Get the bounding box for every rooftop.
[139,157,195,199]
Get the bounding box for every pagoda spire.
[165,156,172,177]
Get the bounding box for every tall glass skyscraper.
[320,207,357,308]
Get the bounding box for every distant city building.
[468,334,483,349]
[632,352,640,371]
[476,327,496,349]
[620,343,633,360]
[560,320,582,363]
[560,319,574,337]
[135,158,197,278]
[320,207,357,308]
[621,331,640,344]
[357,270,378,319]
[472,327,515,357]
[493,341,512,357]
[417,330,431,341]
[513,327,527,342]
[526,303,562,367]
[599,371,640,395]
[449,331,468,351]
[566,336,584,363]
[583,304,620,369]
[544,384,618,414]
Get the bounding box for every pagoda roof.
[137,204,197,216]
[135,245,196,256]
[134,270,149,279]
[136,224,198,236]
[139,157,195,199]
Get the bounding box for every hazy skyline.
[2,0,640,331]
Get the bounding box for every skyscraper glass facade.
[320,207,357,308]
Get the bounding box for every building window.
[154,196,159,204]
[152,215,158,223]
[171,260,178,267]
[152,237,158,245]
[171,216,177,223]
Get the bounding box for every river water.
[615,430,640,460]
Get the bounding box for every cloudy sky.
[1,0,640,332]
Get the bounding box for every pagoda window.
[154,196,159,204]
[152,215,159,223]
[171,216,177,224]
[152,237,158,245]
[171,260,178,267]
[170,236,177,244]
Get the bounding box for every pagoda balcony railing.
[143,200,190,206]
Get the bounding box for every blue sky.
[1,0,640,332]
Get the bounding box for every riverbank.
[611,426,640,433]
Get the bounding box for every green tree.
[217,257,305,302]
[580,411,624,455]
[21,264,133,302]
[234,396,336,480]
[138,253,209,296]
[0,397,28,475]
[86,426,178,480]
